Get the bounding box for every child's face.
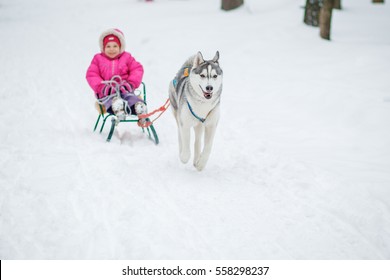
[104,42,120,58]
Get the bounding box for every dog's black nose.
[206,85,213,92]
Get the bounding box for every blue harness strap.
[187,100,206,123]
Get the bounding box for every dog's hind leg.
[175,117,183,155]
[193,124,204,167]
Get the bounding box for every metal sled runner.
[93,82,159,144]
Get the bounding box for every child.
[86,28,147,124]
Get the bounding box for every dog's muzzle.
[201,85,213,99]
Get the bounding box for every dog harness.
[172,67,189,88]
[186,101,207,123]
[172,67,212,123]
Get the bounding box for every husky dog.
[169,51,223,171]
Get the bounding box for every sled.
[93,82,159,144]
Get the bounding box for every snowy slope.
[0,0,389,259]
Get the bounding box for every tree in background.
[304,0,322,26]
[334,0,341,9]
[320,0,334,40]
[221,0,244,11]
[372,0,384,3]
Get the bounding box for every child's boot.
[134,101,148,126]
[111,97,126,120]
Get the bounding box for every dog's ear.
[194,51,205,67]
[212,51,220,64]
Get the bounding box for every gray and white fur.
[169,51,223,171]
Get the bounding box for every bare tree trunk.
[372,0,384,3]
[320,0,334,40]
[304,0,322,27]
[221,0,244,11]
[333,0,341,9]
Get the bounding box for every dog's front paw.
[180,150,191,164]
[194,156,208,171]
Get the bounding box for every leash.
[137,98,171,128]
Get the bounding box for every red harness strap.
[137,98,171,128]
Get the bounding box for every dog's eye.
[213,75,218,79]
[200,74,206,78]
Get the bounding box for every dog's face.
[190,51,223,100]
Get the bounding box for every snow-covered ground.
[0,0,389,259]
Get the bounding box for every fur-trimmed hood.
[99,28,126,54]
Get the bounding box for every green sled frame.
[93,82,159,144]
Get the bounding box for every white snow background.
[0,0,389,259]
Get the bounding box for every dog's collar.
[187,100,208,123]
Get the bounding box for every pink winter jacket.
[86,51,144,95]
